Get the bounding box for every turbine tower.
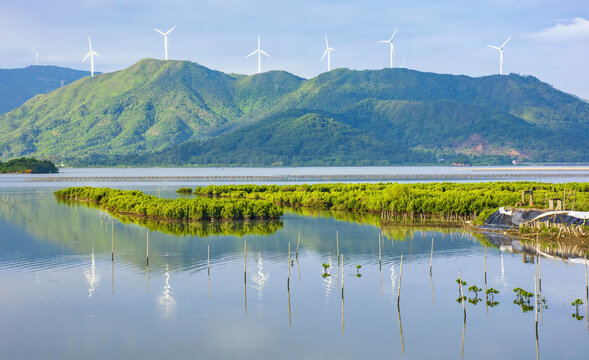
[321,35,335,72]
[246,35,270,74]
[154,26,176,60]
[378,27,398,68]
[82,37,100,77]
[487,36,511,75]
[33,47,39,66]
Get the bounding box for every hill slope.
[0,66,90,114]
[0,59,587,165]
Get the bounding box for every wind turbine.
[378,27,398,68]
[246,35,270,74]
[321,34,335,72]
[82,37,100,77]
[33,47,39,66]
[154,26,176,60]
[487,36,511,75]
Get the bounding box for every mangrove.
[54,187,283,221]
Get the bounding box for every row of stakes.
[103,214,587,357]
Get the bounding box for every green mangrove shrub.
[54,186,283,221]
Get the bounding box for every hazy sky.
[1,0,588,98]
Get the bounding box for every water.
[0,169,588,359]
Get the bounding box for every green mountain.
[1,59,587,165]
[0,65,90,114]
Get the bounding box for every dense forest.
[2,59,588,166]
[0,157,58,173]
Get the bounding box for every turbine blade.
[154,28,165,36]
[487,45,500,50]
[391,26,398,41]
[324,34,329,48]
[321,48,328,61]
[166,26,176,35]
[93,51,101,57]
[260,49,270,57]
[501,36,511,48]
[82,52,91,62]
[258,34,261,49]
[88,37,92,50]
[378,40,390,43]
[246,49,258,58]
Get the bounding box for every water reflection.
[2,190,589,359]
[84,248,99,298]
[157,264,176,319]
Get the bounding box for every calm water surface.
[0,169,588,359]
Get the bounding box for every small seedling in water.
[321,262,332,278]
[456,295,467,303]
[356,265,361,272]
[486,288,500,306]
[513,287,547,313]
[468,285,482,299]
[571,299,584,320]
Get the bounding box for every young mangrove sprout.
[486,288,500,307]
[572,298,585,320]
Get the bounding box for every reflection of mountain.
[2,192,485,274]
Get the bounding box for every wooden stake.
[111,220,114,262]
[397,255,404,308]
[208,245,210,276]
[146,230,149,266]
[459,270,466,321]
[379,233,382,270]
[430,238,434,275]
[484,245,487,285]
[341,253,344,299]
[287,241,291,291]
[336,231,339,265]
[585,254,589,300]
[244,239,247,284]
[296,232,300,259]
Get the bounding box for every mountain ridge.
[0,58,587,165]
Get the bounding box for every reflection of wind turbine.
[82,37,100,77]
[321,35,335,72]
[157,264,176,319]
[252,253,268,300]
[487,36,511,75]
[378,27,398,68]
[246,35,270,74]
[84,248,100,298]
[390,263,396,294]
[154,26,176,60]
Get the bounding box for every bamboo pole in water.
[146,230,149,266]
[296,232,300,259]
[208,245,210,297]
[430,238,434,275]
[341,253,345,334]
[244,239,247,285]
[397,255,404,308]
[287,241,291,291]
[379,233,382,270]
[336,231,339,265]
[585,254,588,299]
[459,271,466,321]
[111,220,114,262]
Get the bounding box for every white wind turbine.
[246,35,270,74]
[154,26,176,60]
[33,47,39,66]
[378,27,398,68]
[487,36,511,75]
[321,34,335,71]
[82,37,100,77]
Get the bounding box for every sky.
[1,0,588,98]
